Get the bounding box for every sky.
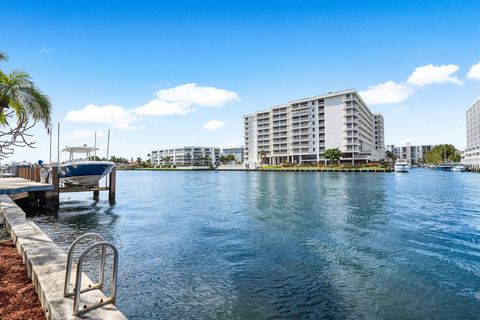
[2,0,480,162]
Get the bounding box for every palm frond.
[0,51,8,62]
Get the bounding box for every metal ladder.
[64,233,119,316]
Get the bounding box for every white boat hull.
[59,161,115,186]
[394,164,410,172]
[60,175,105,186]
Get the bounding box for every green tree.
[0,51,52,159]
[425,144,460,165]
[385,151,397,163]
[323,148,343,166]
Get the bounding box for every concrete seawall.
[0,195,127,320]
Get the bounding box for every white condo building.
[463,97,480,166]
[221,147,244,163]
[151,147,220,166]
[387,143,433,164]
[244,89,385,167]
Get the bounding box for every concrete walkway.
[0,178,53,195]
[1,195,127,320]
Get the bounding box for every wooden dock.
[0,166,116,212]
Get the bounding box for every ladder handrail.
[73,241,119,316]
[64,233,105,297]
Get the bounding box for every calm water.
[29,170,480,319]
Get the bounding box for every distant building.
[463,97,480,166]
[386,145,400,159]
[244,89,385,167]
[387,143,433,164]
[374,113,385,154]
[151,147,220,166]
[221,147,244,163]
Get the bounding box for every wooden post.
[26,167,31,181]
[31,167,36,181]
[93,184,99,201]
[51,166,59,207]
[35,167,41,182]
[19,167,23,178]
[109,167,116,204]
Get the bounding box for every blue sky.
[2,0,480,162]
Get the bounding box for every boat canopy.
[62,146,100,161]
[62,146,99,153]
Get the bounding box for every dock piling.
[93,184,100,201]
[109,168,116,204]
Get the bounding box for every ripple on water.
[28,169,480,320]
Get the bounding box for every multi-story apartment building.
[244,89,384,167]
[463,97,480,165]
[374,113,385,153]
[387,143,433,164]
[221,147,244,163]
[151,147,220,166]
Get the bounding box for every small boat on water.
[451,164,465,172]
[394,160,410,172]
[59,146,115,186]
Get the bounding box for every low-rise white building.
[387,143,433,164]
[244,89,385,167]
[151,147,220,166]
[221,147,244,163]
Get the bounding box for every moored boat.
[394,160,410,172]
[452,164,465,172]
[59,146,115,186]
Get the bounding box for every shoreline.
[119,166,392,172]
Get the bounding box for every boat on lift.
[394,160,410,172]
[59,146,115,186]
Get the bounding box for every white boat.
[394,160,410,172]
[452,164,465,172]
[59,146,115,186]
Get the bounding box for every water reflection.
[28,169,480,320]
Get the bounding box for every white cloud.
[134,83,239,116]
[134,100,195,116]
[157,83,240,107]
[392,106,407,113]
[65,104,139,130]
[68,130,104,140]
[407,64,462,86]
[467,62,480,80]
[202,120,225,131]
[39,47,52,54]
[359,81,413,105]
[409,117,426,126]
[66,83,240,129]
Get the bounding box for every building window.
[312,121,315,125]
[312,134,315,138]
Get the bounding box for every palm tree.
[0,51,8,62]
[258,150,267,166]
[0,70,52,128]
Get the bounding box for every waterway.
[29,169,480,319]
